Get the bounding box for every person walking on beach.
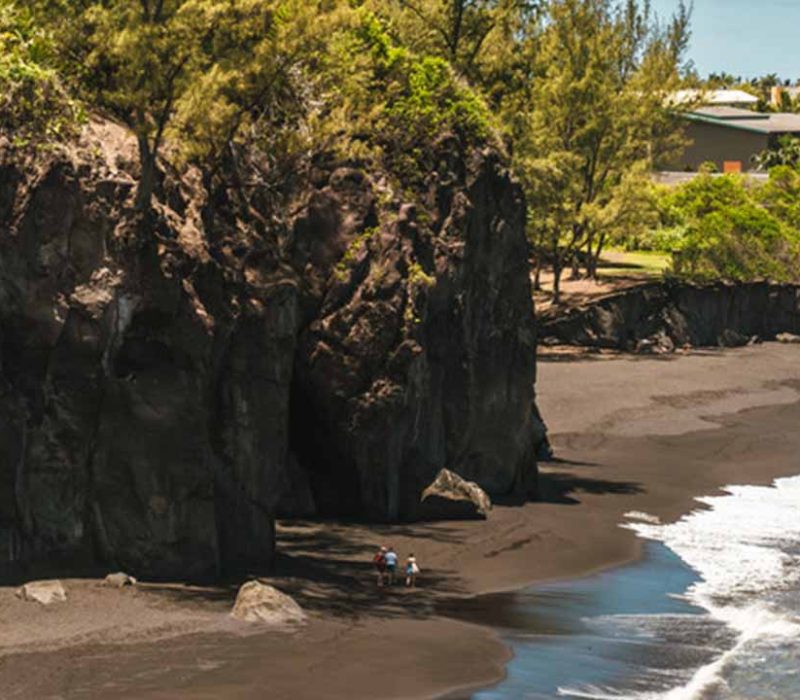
[384,546,398,585]
[373,546,387,587]
[405,554,420,588]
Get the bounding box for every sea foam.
[560,475,800,700]
[624,475,800,699]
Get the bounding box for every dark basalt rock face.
[0,137,295,579]
[0,129,537,578]
[540,281,800,351]
[288,146,537,520]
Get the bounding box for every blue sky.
[650,0,800,80]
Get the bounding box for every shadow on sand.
[535,470,644,505]
[271,521,466,620]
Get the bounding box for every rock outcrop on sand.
[419,469,492,520]
[541,281,800,351]
[0,124,537,578]
[16,580,67,605]
[102,572,137,588]
[230,580,306,625]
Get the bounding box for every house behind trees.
[663,89,800,173]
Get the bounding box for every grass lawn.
[597,249,671,278]
[534,248,672,314]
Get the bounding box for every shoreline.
[2,343,800,699]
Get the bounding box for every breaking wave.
[559,475,800,700]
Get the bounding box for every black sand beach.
[2,343,800,700]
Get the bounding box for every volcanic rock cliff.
[540,281,800,351]
[0,122,538,579]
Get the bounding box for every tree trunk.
[569,253,581,280]
[552,257,563,305]
[135,135,156,213]
[533,258,542,291]
[585,245,597,279]
[587,232,607,281]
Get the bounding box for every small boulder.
[16,580,67,605]
[776,332,800,344]
[419,469,492,521]
[718,328,749,348]
[102,572,138,588]
[635,331,674,355]
[230,581,306,625]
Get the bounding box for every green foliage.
[334,227,379,281]
[752,135,800,171]
[660,173,748,222]
[509,0,691,299]
[760,166,800,229]
[391,55,490,140]
[407,261,435,288]
[0,2,83,143]
[18,0,497,211]
[29,0,314,207]
[677,202,798,282]
[651,174,800,282]
[319,9,495,174]
[14,0,742,296]
[698,161,719,174]
[370,0,541,84]
[627,225,687,253]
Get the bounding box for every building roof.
[692,106,768,120]
[685,109,800,135]
[671,89,759,106]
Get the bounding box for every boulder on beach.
[230,581,306,625]
[718,328,749,348]
[635,331,675,355]
[16,580,67,605]
[419,469,492,521]
[102,572,138,588]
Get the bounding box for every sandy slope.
[2,343,799,700]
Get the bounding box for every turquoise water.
[459,475,800,700]
[466,543,720,700]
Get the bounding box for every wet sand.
[2,343,800,700]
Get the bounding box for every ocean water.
[467,475,800,700]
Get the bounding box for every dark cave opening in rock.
[286,372,363,518]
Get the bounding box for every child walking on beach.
[384,546,399,585]
[405,554,420,587]
[373,546,387,587]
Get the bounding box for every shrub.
[656,173,800,281]
[0,3,82,143]
[319,11,495,177]
[676,202,799,281]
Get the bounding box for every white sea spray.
[623,475,800,699]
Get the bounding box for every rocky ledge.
[540,280,800,352]
[0,122,539,579]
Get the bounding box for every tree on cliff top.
[373,0,541,82]
[31,0,316,211]
[314,10,496,177]
[23,1,494,215]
